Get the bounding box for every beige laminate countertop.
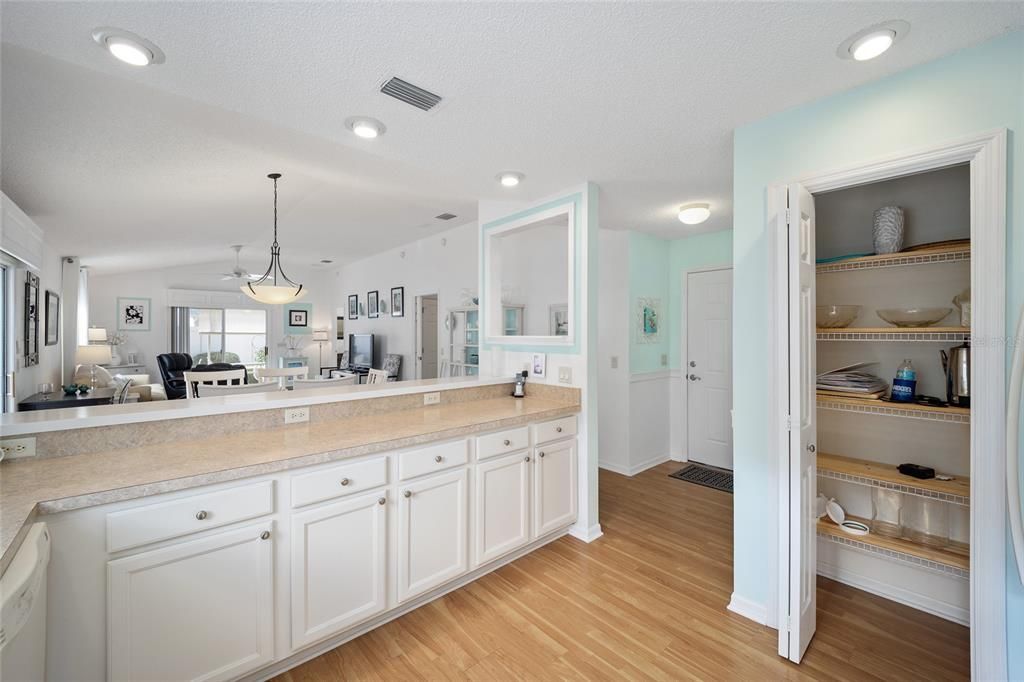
[0,396,579,574]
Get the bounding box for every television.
[349,334,374,370]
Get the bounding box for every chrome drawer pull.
[340,478,351,486]
[378,497,386,505]
[403,490,412,498]
[556,426,563,433]
[434,455,444,463]
[195,510,209,520]
[539,452,546,458]
[503,439,511,446]
[260,530,271,540]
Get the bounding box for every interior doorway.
[685,267,734,470]
[415,294,439,379]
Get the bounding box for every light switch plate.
[558,367,572,384]
[0,436,36,460]
[661,354,668,367]
[284,406,310,424]
[423,391,441,406]
[610,356,618,369]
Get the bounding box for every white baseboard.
[816,560,969,626]
[727,592,768,625]
[599,454,670,477]
[569,522,603,543]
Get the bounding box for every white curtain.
[76,266,89,345]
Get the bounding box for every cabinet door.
[533,440,578,537]
[397,468,469,603]
[108,523,274,682]
[475,451,532,566]
[290,491,388,650]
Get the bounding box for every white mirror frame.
[482,201,576,347]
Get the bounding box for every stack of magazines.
[817,362,889,399]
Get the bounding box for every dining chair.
[197,382,284,398]
[293,375,359,387]
[367,368,389,385]
[254,366,309,389]
[182,369,246,399]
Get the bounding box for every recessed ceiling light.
[678,203,711,225]
[497,171,524,188]
[92,27,165,66]
[345,117,386,139]
[837,20,909,61]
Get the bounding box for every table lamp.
[76,344,112,388]
[87,327,108,344]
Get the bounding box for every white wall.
[88,263,336,379]
[596,229,630,474]
[333,220,478,380]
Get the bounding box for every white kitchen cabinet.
[107,522,275,682]
[396,468,469,603]
[533,439,578,537]
[475,450,532,566]
[290,491,388,650]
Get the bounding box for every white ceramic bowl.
[816,305,862,328]
[876,307,952,328]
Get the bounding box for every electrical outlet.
[661,354,668,367]
[423,392,441,406]
[610,356,618,369]
[284,406,310,424]
[0,437,36,460]
[558,367,572,384]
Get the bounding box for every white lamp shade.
[76,344,112,366]
[87,327,108,342]
[312,329,329,341]
[241,283,308,305]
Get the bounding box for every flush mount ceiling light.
[91,27,165,66]
[242,173,307,305]
[678,203,711,225]
[837,20,909,61]
[497,171,524,188]
[345,117,386,139]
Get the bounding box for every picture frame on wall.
[117,296,151,332]
[348,294,359,320]
[284,302,313,335]
[367,290,379,318]
[391,287,404,317]
[336,316,345,340]
[45,290,59,346]
[289,309,308,327]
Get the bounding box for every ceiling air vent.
[435,213,457,221]
[380,77,442,111]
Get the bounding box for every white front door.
[686,268,734,469]
[781,182,818,664]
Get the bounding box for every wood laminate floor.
[274,462,969,681]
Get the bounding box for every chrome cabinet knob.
[503,439,511,446]
[539,452,545,458]
[434,455,443,463]
[525,456,531,462]
[555,427,563,433]
[378,497,386,505]
[808,444,816,453]
[260,530,271,540]
[340,478,351,486]
[403,490,412,498]
[195,510,209,520]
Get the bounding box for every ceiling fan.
[219,245,260,281]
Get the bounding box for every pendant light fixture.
[242,173,307,304]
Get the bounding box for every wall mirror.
[484,202,574,345]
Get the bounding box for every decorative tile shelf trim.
[816,247,970,273]
[817,530,969,580]
[817,468,969,506]
[817,329,971,342]
[816,397,970,424]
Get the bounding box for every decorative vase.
[110,349,122,365]
[873,206,905,254]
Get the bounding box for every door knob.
[808,444,816,453]
[689,361,696,367]
[689,374,702,381]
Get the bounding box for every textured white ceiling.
[2,2,1022,273]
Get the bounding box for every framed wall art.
[117,296,151,332]
[391,287,404,317]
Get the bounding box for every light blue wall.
[668,230,734,369]
[628,231,671,372]
[732,31,1023,674]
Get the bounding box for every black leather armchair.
[157,353,192,400]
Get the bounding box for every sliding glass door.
[188,307,267,372]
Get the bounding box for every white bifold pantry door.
[779,183,818,664]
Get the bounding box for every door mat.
[669,463,733,493]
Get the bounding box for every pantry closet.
[813,163,971,623]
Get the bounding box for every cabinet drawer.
[476,426,530,461]
[107,480,274,553]
[533,416,577,445]
[398,440,468,481]
[291,456,388,508]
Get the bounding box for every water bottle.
[891,359,917,402]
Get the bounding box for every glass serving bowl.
[816,305,862,328]
[876,307,953,327]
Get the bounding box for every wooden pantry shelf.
[816,392,970,424]
[816,327,970,342]
[817,518,969,575]
[816,244,970,273]
[817,452,969,504]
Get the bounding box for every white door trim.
[765,129,1007,680]
[677,264,732,464]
